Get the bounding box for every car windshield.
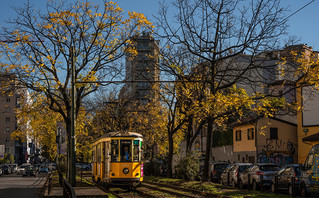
[260,165,280,171]
[214,164,228,170]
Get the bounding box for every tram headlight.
[135,173,139,176]
[123,168,129,174]
[111,173,115,176]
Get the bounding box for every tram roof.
[99,131,143,138]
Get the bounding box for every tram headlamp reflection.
[123,168,129,174]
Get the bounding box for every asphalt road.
[0,172,47,198]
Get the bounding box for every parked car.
[17,164,30,175]
[76,163,91,170]
[270,164,301,195]
[23,166,37,177]
[0,167,3,176]
[39,167,49,174]
[1,165,10,174]
[239,163,281,190]
[226,163,252,187]
[299,143,319,197]
[8,164,18,173]
[220,164,236,185]
[210,162,229,183]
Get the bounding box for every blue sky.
[0,0,318,50]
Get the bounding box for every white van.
[299,144,319,197]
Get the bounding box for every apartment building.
[0,74,32,164]
[119,32,160,104]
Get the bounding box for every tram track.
[26,174,47,189]
[99,185,161,198]
[98,181,213,198]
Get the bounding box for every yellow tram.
[92,131,143,188]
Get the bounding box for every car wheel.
[271,183,275,193]
[232,180,236,188]
[288,184,293,195]
[239,180,243,189]
[301,184,307,197]
[220,179,224,185]
[252,180,258,191]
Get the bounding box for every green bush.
[175,153,200,181]
[0,154,14,164]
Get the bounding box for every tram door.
[105,141,110,178]
[101,142,105,178]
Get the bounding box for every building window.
[6,97,10,102]
[247,128,254,140]
[235,130,242,141]
[16,94,20,108]
[5,137,9,143]
[270,128,278,139]
[5,107,10,113]
[6,117,10,123]
[248,156,255,163]
[5,127,10,133]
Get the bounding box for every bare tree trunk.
[167,131,174,178]
[185,115,193,155]
[202,118,213,181]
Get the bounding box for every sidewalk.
[41,171,108,198]
[43,186,108,198]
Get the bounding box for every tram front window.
[121,140,132,162]
[111,140,119,162]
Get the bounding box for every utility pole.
[70,46,76,186]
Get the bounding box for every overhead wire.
[282,0,315,22]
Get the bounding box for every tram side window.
[92,146,96,163]
[121,140,132,162]
[111,140,119,162]
[133,140,140,162]
[97,143,101,162]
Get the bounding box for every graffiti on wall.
[262,139,296,155]
[258,151,294,166]
[258,139,296,166]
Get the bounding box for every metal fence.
[63,178,77,198]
